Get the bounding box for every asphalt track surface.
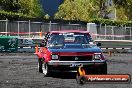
[0,53,131,88]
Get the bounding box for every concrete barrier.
[17,38,132,53]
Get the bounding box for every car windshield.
[47,32,93,49]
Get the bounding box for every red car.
[36,30,107,76]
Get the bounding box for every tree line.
[0,0,132,22]
[55,0,132,21]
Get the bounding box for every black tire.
[102,63,107,74]
[38,58,43,73]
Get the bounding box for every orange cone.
[39,31,42,38]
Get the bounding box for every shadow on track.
[45,72,77,79]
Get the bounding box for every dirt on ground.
[0,53,132,88]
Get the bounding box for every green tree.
[0,0,20,12]
[55,0,92,21]
[113,0,132,20]
[18,0,44,17]
[55,0,109,21]
[0,0,44,17]
[92,0,111,18]
[55,0,132,21]
[32,0,44,17]
[55,0,110,21]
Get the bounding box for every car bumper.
[48,60,107,73]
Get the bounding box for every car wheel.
[38,58,43,73]
[42,62,50,76]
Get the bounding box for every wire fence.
[95,24,132,40]
[0,19,86,38]
[0,19,132,40]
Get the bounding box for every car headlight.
[52,54,59,60]
[94,54,101,60]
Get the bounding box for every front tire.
[101,63,107,74]
[104,64,107,74]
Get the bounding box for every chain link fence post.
[17,21,20,37]
[49,21,51,32]
[5,19,8,36]
[28,20,31,38]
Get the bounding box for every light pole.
[60,17,63,31]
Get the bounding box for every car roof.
[47,30,90,34]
